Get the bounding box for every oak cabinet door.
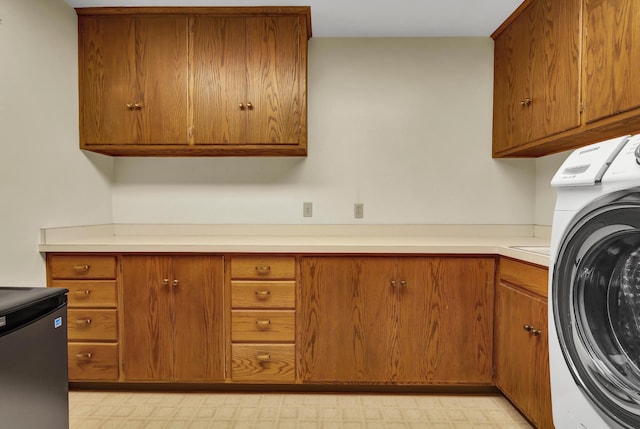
[492,0,580,155]
[583,0,640,123]
[171,256,225,382]
[122,255,224,382]
[122,255,174,381]
[79,15,188,146]
[396,257,495,384]
[246,16,304,145]
[300,256,397,383]
[80,16,138,145]
[192,16,247,145]
[495,282,552,428]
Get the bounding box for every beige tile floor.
[69,391,533,429]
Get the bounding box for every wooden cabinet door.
[493,4,534,153]
[493,0,580,155]
[136,16,189,145]
[529,0,581,142]
[496,283,552,428]
[192,16,247,145]
[246,16,304,145]
[171,256,224,381]
[122,255,173,380]
[584,0,640,123]
[300,256,397,383]
[396,257,494,384]
[79,15,188,146]
[80,16,137,145]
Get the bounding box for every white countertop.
[38,224,551,267]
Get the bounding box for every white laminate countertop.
[38,224,552,267]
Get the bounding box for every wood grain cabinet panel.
[228,254,298,382]
[493,0,640,157]
[79,15,189,147]
[121,255,224,382]
[232,344,296,382]
[495,258,553,429]
[299,256,495,385]
[77,7,310,156]
[583,0,640,123]
[492,0,580,156]
[47,253,121,382]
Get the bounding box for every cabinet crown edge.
[75,6,313,39]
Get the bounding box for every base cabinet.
[495,258,554,429]
[47,254,120,381]
[299,256,496,384]
[121,255,224,382]
[228,255,297,383]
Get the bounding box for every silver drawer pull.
[75,318,92,326]
[75,352,93,360]
[73,290,91,296]
[73,265,90,272]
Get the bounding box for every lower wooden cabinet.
[495,258,554,429]
[228,255,297,383]
[121,255,225,382]
[47,254,120,381]
[299,256,496,384]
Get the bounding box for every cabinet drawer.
[499,258,548,298]
[231,256,295,280]
[68,342,119,381]
[232,310,295,342]
[68,309,118,341]
[52,280,117,308]
[232,344,295,382]
[231,281,295,309]
[49,255,117,279]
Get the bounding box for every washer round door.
[554,190,640,428]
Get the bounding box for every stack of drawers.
[230,256,296,382]
[48,254,119,381]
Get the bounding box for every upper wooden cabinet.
[79,15,189,146]
[583,0,640,123]
[493,0,640,157]
[77,7,311,156]
[192,16,307,148]
[493,0,581,155]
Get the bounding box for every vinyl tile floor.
[69,391,534,429]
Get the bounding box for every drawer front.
[231,256,295,280]
[52,280,117,308]
[232,310,295,342]
[231,281,295,309]
[232,344,295,382]
[68,309,118,341]
[50,255,117,279]
[68,342,119,381]
[499,258,548,298]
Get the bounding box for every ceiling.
[64,0,523,37]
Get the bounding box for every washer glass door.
[554,191,640,428]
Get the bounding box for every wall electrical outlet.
[354,203,364,219]
[303,202,313,217]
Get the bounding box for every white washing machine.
[549,134,640,428]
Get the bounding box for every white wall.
[113,38,536,225]
[0,0,114,286]
[535,151,571,226]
